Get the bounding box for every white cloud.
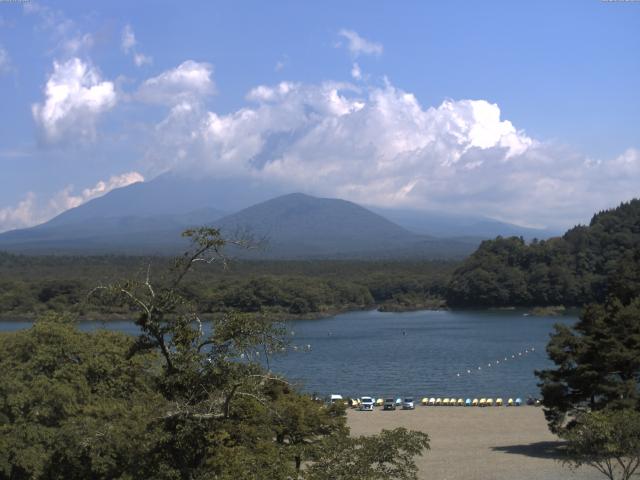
[121,24,136,53]
[122,24,152,67]
[23,3,93,56]
[351,62,361,80]
[134,52,153,67]
[0,172,144,233]
[143,77,639,229]
[31,58,117,144]
[0,193,39,233]
[338,29,383,57]
[137,60,214,105]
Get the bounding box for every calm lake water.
[0,309,577,400]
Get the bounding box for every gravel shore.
[347,406,602,480]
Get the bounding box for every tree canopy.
[447,199,640,308]
[0,227,430,479]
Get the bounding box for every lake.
[0,309,577,400]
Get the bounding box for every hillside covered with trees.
[446,199,640,307]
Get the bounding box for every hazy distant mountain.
[0,208,226,255]
[369,206,558,240]
[0,188,478,258]
[45,173,282,227]
[0,172,552,258]
[214,193,478,259]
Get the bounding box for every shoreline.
[0,303,580,323]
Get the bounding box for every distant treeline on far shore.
[0,255,453,319]
[1,199,639,319]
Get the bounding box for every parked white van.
[360,396,375,411]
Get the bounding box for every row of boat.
[351,397,531,407]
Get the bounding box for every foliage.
[562,409,640,480]
[0,252,456,318]
[0,314,164,480]
[305,427,430,480]
[447,199,640,307]
[536,294,640,433]
[0,227,431,479]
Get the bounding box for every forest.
[0,254,454,319]
[446,200,640,308]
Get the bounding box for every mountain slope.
[369,206,558,239]
[215,193,478,259]
[44,173,281,227]
[0,191,479,258]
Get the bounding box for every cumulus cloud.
[121,24,152,67]
[0,172,144,233]
[31,57,117,144]
[338,29,383,57]
[137,60,214,105]
[142,77,639,229]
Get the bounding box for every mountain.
[0,173,554,258]
[368,206,558,240]
[214,193,477,259]
[0,208,226,255]
[0,189,478,258]
[44,173,282,227]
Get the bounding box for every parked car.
[328,394,343,405]
[383,398,397,410]
[360,396,375,411]
[402,397,416,410]
[402,397,415,410]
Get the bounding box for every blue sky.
[0,0,639,231]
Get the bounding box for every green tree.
[562,409,640,480]
[536,295,640,433]
[305,427,430,480]
[0,314,164,480]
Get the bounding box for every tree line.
[0,254,454,318]
[446,199,640,308]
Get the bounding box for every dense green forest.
[447,199,640,307]
[0,254,454,319]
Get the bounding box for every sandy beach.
[347,406,602,480]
